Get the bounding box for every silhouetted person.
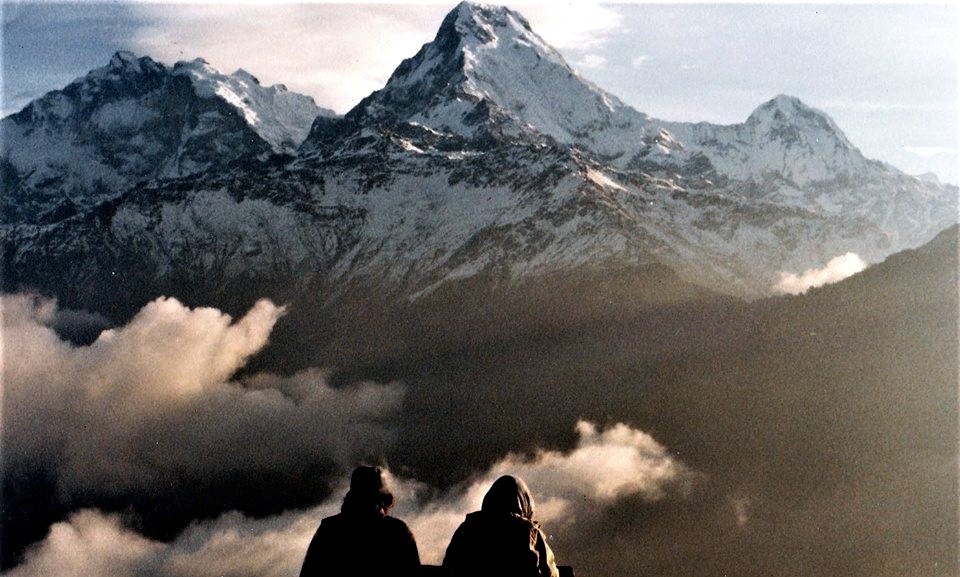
[443,475,559,577]
[300,466,420,577]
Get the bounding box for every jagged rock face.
[0,52,326,224]
[173,58,332,152]
[344,4,648,147]
[2,2,957,312]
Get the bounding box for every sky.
[1,1,957,182]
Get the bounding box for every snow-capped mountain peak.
[1,51,330,222]
[107,50,148,71]
[745,94,855,149]
[83,51,166,88]
[326,1,650,160]
[3,3,956,311]
[661,94,871,186]
[448,1,551,59]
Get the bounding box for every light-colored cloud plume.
[2,294,403,502]
[775,252,867,295]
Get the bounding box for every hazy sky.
[2,2,957,182]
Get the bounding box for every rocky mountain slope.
[1,2,955,314]
[1,51,328,224]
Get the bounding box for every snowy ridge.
[173,58,329,152]
[661,95,871,186]
[336,1,659,163]
[1,52,326,223]
[2,2,958,308]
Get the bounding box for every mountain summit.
[663,94,870,186]
[333,2,652,158]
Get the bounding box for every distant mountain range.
[2,1,955,316]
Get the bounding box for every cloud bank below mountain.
[2,294,403,504]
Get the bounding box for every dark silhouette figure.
[300,466,420,577]
[443,475,559,577]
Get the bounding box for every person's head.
[342,466,395,515]
[481,475,535,520]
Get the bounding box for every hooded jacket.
[443,476,559,577]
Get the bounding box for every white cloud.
[121,3,626,113]
[8,421,697,575]
[4,511,163,577]
[575,53,607,70]
[2,294,403,502]
[127,4,448,113]
[901,146,958,158]
[392,420,697,563]
[521,3,623,51]
[774,253,868,295]
[631,54,650,67]
[4,508,322,577]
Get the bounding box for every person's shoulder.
[383,515,413,531]
[319,513,347,528]
[456,511,485,529]
[496,511,538,528]
[461,510,537,531]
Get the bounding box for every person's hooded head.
[481,475,535,520]
[342,466,395,515]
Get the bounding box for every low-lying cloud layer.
[3,294,402,505]
[3,294,695,576]
[774,252,867,295]
[7,419,694,577]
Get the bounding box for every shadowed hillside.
[319,226,958,577]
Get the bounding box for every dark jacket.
[443,510,558,577]
[443,476,558,577]
[299,511,420,577]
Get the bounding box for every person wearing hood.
[443,475,559,577]
[300,466,420,577]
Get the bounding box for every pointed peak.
[452,1,530,27]
[747,94,836,127]
[88,51,163,81]
[437,1,534,47]
[105,51,160,75]
[109,51,140,68]
[341,1,631,149]
[750,94,826,118]
[743,94,857,155]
